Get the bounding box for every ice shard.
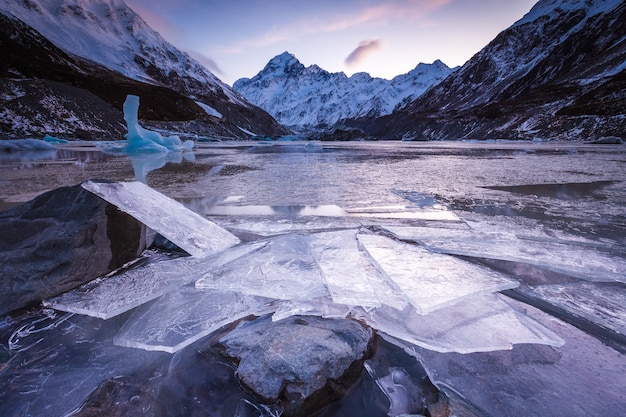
[114,285,275,353]
[44,242,267,319]
[381,225,626,283]
[353,294,564,354]
[309,230,381,308]
[195,234,328,301]
[357,233,518,315]
[521,282,626,338]
[82,180,240,257]
[271,296,352,322]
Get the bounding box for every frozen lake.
[1,140,626,416]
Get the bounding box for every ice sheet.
[357,234,518,315]
[525,282,626,337]
[381,226,626,283]
[82,180,240,257]
[114,285,275,353]
[353,294,564,354]
[195,234,328,301]
[309,230,381,308]
[45,242,268,319]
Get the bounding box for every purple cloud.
[345,39,382,67]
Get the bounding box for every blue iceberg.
[123,94,194,153]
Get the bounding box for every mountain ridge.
[233,52,455,132]
[0,0,289,139]
[351,0,626,140]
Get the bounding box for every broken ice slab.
[45,242,268,319]
[380,225,626,283]
[344,205,460,221]
[82,180,239,257]
[195,234,328,301]
[114,285,275,353]
[353,293,564,354]
[309,230,381,308]
[271,296,352,322]
[518,282,626,341]
[357,234,518,315]
[211,215,364,237]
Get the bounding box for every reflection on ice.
[130,150,195,183]
[82,180,240,257]
[358,234,518,315]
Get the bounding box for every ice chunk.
[211,215,364,237]
[43,134,69,144]
[364,363,425,417]
[195,234,328,301]
[309,230,381,308]
[271,296,352,322]
[82,180,240,257]
[123,95,193,152]
[45,242,267,319]
[353,294,564,354]
[357,234,518,314]
[344,205,460,221]
[114,286,275,353]
[381,226,626,283]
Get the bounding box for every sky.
[125,0,538,86]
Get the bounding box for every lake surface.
[1,140,626,416]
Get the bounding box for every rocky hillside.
[0,0,288,139]
[353,0,626,141]
[234,52,454,132]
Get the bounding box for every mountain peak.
[262,51,304,76]
[234,54,454,131]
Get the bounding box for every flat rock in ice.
[44,242,267,319]
[82,181,240,257]
[195,234,328,301]
[353,293,564,354]
[382,226,626,283]
[113,285,275,353]
[357,234,518,314]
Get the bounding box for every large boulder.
[212,315,376,416]
[0,183,146,315]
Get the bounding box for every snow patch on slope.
[0,0,249,108]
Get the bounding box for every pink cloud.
[237,0,452,49]
[345,39,383,67]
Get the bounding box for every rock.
[212,315,376,416]
[0,183,146,315]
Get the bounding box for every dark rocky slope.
[349,1,626,141]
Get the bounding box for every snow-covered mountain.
[359,0,626,140]
[233,52,454,131]
[0,0,288,139]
